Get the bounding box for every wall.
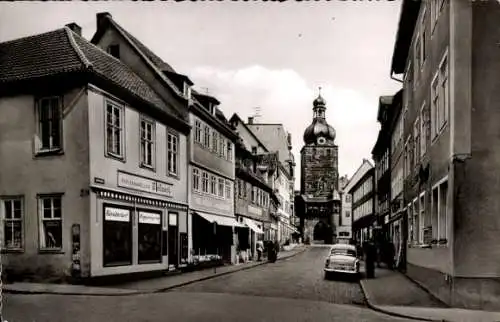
[0,87,90,279]
[301,145,338,196]
[233,122,267,154]
[87,87,188,204]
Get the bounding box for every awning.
[243,217,264,234]
[194,211,245,228]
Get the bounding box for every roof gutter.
[390,71,403,84]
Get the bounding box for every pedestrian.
[365,240,376,278]
[257,240,264,261]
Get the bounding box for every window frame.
[167,131,179,177]
[194,119,202,144]
[218,178,225,198]
[225,180,232,200]
[202,172,209,193]
[192,168,200,192]
[1,196,24,252]
[139,116,156,170]
[203,125,211,149]
[104,99,125,161]
[38,193,64,252]
[35,96,64,155]
[210,175,217,195]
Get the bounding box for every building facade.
[346,160,375,244]
[390,0,500,309]
[0,24,191,280]
[244,117,297,245]
[337,175,352,241]
[297,94,341,244]
[371,95,395,251]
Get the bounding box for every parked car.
[324,243,360,280]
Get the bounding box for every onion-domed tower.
[296,89,340,244]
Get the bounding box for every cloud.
[188,65,380,189]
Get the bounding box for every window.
[419,7,427,68]
[414,117,420,163]
[167,132,178,176]
[2,198,23,250]
[103,206,132,266]
[183,82,191,100]
[432,179,448,244]
[107,44,120,59]
[419,194,426,244]
[39,195,63,250]
[37,97,62,152]
[414,36,421,84]
[227,141,233,161]
[192,168,200,192]
[251,146,257,154]
[105,101,124,158]
[218,178,225,198]
[202,172,209,193]
[431,50,449,139]
[212,131,219,154]
[220,138,226,159]
[420,103,429,157]
[345,210,350,218]
[204,125,211,148]
[210,175,217,195]
[225,180,232,199]
[251,186,256,203]
[138,211,162,264]
[194,120,202,144]
[140,117,155,168]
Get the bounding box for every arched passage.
[313,221,329,243]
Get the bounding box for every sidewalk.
[360,265,500,322]
[3,245,307,296]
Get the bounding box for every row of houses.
[348,0,500,311]
[0,13,298,282]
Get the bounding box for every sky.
[0,2,403,190]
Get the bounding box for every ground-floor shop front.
[352,214,375,245]
[89,188,189,278]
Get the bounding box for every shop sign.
[139,212,161,225]
[105,207,130,222]
[117,171,173,197]
[169,213,177,226]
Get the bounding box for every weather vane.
[318,86,322,96]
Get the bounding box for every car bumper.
[324,267,359,274]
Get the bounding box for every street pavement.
[3,245,411,322]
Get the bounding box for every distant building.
[337,175,352,241]
[390,0,500,309]
[296,93,341,244]
[346,160,375,243]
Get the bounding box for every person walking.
[256,240,264,261]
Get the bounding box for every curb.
[4,246,308,297]
[401,273,450,309]
[359,280,448,322]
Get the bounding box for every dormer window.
[107,44,120,59]
[183,82,191,100]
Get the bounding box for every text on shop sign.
[105,207,130,222]
[139,212,161,225]
[117,171,173,197]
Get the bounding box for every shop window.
[180,232,188,264]
[39,194,63,250]
[138,211,162,264]
[103,206,132,266]
[1,197,23,250]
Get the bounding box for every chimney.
[97,12,112,30]
[65,23,82,36]
[248,117,254,124]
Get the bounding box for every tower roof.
[303,89,336,145]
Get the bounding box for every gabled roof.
[229,113,269,152]
[90,13,187,104]
[0,26,190,133]
[344,159,374,194]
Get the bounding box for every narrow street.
[3,246,411,322]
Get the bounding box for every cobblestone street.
[172,245,365,306]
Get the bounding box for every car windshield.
[331,249,356,257]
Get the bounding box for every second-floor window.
[194,120,202,144]
[420,103,429,157]
[204,125,211,148]
[192,168,200,191]
[140,118,155,168]
[225,180,232,199]
[218,178,225,198]
[105,101,124,158]
[202,172,209,193]
[431,51,449,140]
[212,131,219,154]
[37,97,62,152]
[227,141,233,161]
[167,132,178,176]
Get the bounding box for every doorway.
[168,212,178,267]
[313,220,330,243]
